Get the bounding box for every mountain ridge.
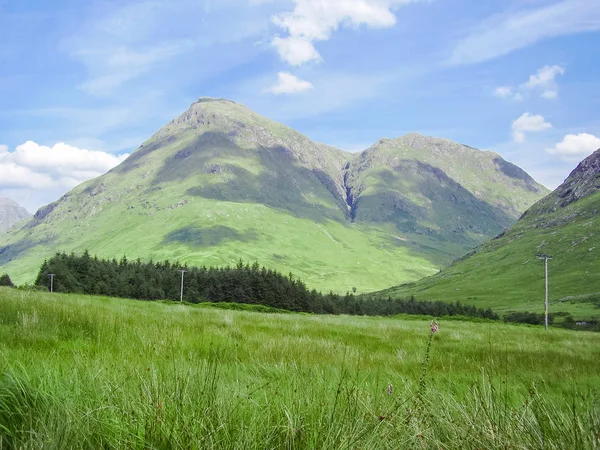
[0,98,548,291]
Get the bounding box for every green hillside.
[0,98,547,291]
[375,149,600,320]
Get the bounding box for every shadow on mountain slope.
[163,225,259,248]
[149,132,349,224]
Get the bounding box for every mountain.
[0,98,548,291]
[0,198,31,234]
[344,134,546,261]
[375,149,600,320]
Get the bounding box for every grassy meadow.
[1,287,599,449]
[379,192,600,321]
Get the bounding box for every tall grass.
[1,287,599,448]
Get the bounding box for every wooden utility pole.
[536,256,552,330]
[178,270,187,302]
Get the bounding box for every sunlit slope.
[376,149,600,320]
[0,98,547,291]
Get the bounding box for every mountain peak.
[191,97,239,106]
[0,197,21,207]
[0,197,31,233]
[148,97,256,142]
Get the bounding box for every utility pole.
[536,255,552,330]
[178,270,187,302]
[48,273,55,293]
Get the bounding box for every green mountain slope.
[375,149,600,320]
[0,98,547,291]
[345,134,547,261]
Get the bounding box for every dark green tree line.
[35,252,499,320]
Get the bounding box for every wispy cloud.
[448,0,600,65]
[494,86,523,102]
[74,41,195,95]
[522,65,565,99]
[495,65,565,101]
[63,0,272,96]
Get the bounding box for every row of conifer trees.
[34,251,499,319]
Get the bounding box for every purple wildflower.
[387,383,393,395]
[430,320,439,334]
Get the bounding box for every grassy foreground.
[1,287,599,449]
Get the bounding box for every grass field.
[1,287,599,449]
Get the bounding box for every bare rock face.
[0,198,31,233]
[525,148,600,218]
[553,148,600,207]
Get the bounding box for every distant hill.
[373,149,600,320]
[0,198,30,234]
[0,98,547,291]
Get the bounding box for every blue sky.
[1,0,600,212]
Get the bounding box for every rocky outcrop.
[552,148,600,208]
[525,148,600,217]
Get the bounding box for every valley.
[2,3,600,448]
[375,149,600,321]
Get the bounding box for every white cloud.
[494,86,523,101]
[0,141,129,191]
[541,90,557,100]
[546,133,600,161]
[494,86,513,98]
[448,0,600,66]
[512,113,552,143]
[522,65,564,99]
[495,65,565,102]
[270,0,418,65]
[265,72,314,94]
[523,65,564,89]
[236,70,394,121]
[272,36,321,66]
